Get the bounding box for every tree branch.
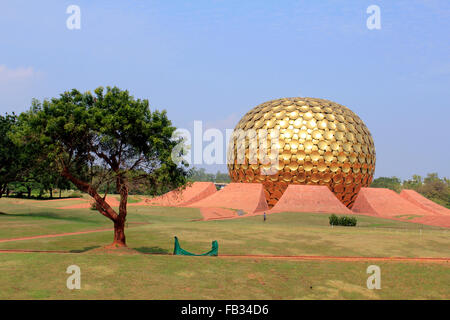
[61,166,118,221]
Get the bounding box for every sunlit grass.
[0,198,449,299]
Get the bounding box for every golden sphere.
[227,97,376,208]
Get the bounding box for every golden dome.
[227,97,376,208]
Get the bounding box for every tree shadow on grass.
[3,195,81,200]
[134,246,169,254]
[69,246,101,253]
[0,211,100,224]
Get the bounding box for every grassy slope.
[0,198,449,299]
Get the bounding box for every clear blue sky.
[0,0,449,179]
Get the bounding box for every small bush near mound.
[90,201,97,211]
[329,214,357,226]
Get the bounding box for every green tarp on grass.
[173,236,218,256]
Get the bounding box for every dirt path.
[0,249,447,263]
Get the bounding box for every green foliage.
[0,104,74,198]
[0,114,21,195]
[329,214,357,227]
[214,171,231,183]
[403,174,423,190]
[188,167,231,183]
[370,176,402,193]
[13,86,189,210]
[415,173,450,208]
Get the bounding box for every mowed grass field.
[0,197,449,299]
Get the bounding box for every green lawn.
[0,197,449,299]
[0,253,448,300]
[0,198,110,239]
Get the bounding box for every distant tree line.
[371,173,450,208]
[188,167,231,183]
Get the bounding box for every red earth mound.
[351,187,450,228]
[187,183,269,214]
[269,185,352,215]
[352,188,434,217]
[146,182,217,207]
[400,189,450,216]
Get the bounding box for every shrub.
[90,201,97,211]
[329,214,339,226]
[329,214,357,227]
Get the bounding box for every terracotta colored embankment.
[146,182,217,207]
[352,188,450,228]
[352,188,435,218]
[269,185,352,215]
[188,183,269,214]
[400,190,450,216]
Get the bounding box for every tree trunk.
[112,218,126,247]
[59,189,62,198]
[49,189,53,199]
[112,175,128,247]
[6,187,10,197]
[60,167,125,248]
[0,183,5,198]
[27,186,32,198]
[61,167,119,220]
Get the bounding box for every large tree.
[0,114,15,196]
[1,113,66,198]
[14,87,188,247]
[0,113,27,197]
